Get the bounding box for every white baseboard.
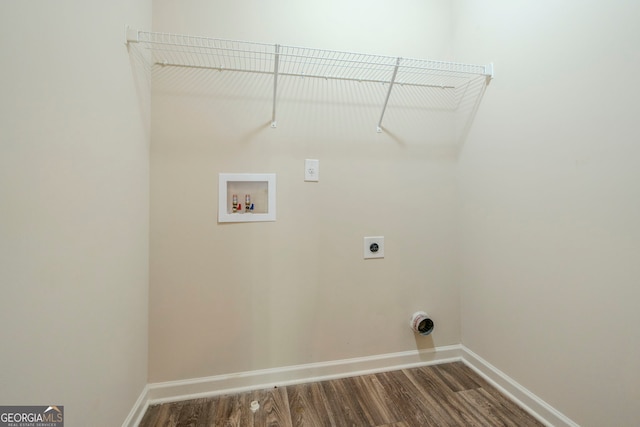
[121,385,150,427]
[461,346,579,427]
[124,344,578,427]
[146,344,463,404]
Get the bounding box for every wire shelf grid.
[129,29,492,132]
[135,31,490,86]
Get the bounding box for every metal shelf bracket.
[377,57,401,133]
[271,44,280,129]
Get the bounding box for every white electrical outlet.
[363,236,384,259]
[304,159,319,182]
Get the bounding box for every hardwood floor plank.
[461,386,545,427]
[402,366,484,426]
[250,387,292,427]
[175,398,216,427]
[209,392,247,426]
[457,387,526,427]
[288,381,335,427]
[138,362,546,427]
[142,401,183,427]
[374,369,448,426]
[410,364,545,427]
[320,377,373,426]
[444,364,545,426]
[347,374,405,426]
[432,361,483,392]
[138,403,166,427]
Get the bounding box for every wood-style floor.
[139,361,545,426]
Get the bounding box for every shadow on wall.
[414,333,436,353]
[149,60,490,153]
[127,42,152,139]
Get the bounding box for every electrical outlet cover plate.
[304,159,319,182]
[364,236,384,259]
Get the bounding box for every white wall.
[0,1,151,426]
[9,1,633,424]
[149,0,462,382]
[454,1,640,425]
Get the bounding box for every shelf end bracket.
[125,26,139,45]
[485,62,494,84]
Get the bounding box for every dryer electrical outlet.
[363,236,384,259]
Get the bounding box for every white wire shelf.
[126,28,493,132]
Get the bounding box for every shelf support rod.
[376,57,401,133]
[271,44,280,128]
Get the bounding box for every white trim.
[146,345,463,404]
[460,346,579,427]
[218,173,276,222]
[121,385,150,427]
[124,344,579,427]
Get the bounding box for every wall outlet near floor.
[363,236,384,259]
